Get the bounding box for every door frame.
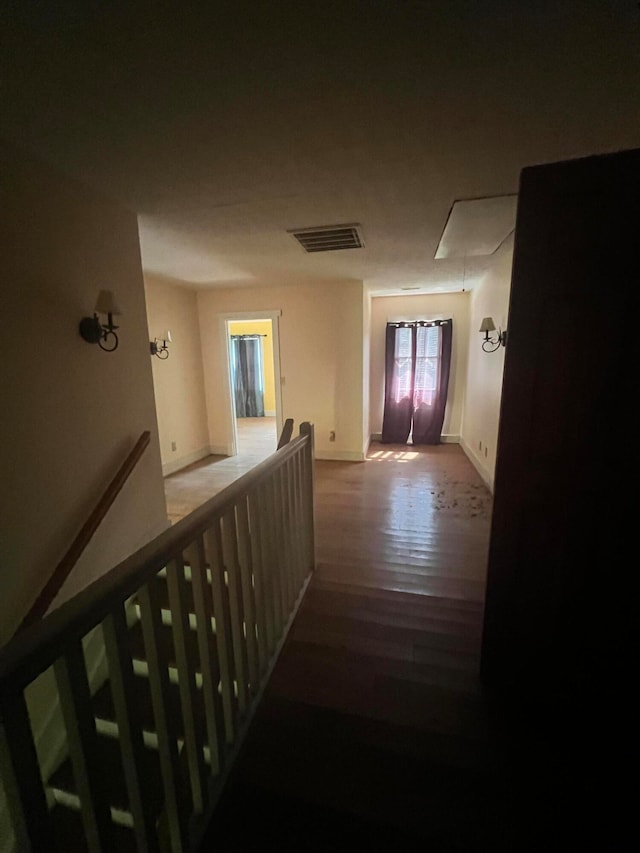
[218,310,283,456]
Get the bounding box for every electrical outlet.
[171,441,177,452]
[329,431,336,442]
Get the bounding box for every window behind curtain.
[414,325,439,407]
[390,324,440,406]
[391,327,414,402]
[382,319,453,445]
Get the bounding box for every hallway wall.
[145,276,210,474]
[197,281,365,461]
[1,141,168,643]
[462,236,513,489]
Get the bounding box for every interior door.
[480,146,639,849]
[481,147,639,694]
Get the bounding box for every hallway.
[194,442,531,851]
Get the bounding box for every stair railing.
[16,430,152,635]
[276,417,294,449]
[0,422,316,853]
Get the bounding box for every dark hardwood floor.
[197,443,596,851]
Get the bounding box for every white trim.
[440,434,460,444]
[190,572,312,850]
[459,437,494,493]
[315,450,366,462]
[208,444,228,456]
[162,445,212,477]
[218,311,283,457]
[0,620,114,853]
[217,311,283,321]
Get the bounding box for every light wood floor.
[196,442,534,851]
[164,417,277,524]
[193,441,610,851]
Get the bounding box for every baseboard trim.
[208,444,230,457]
[162,446,216,477]
[459,437,494,493]
[440,434,460,444]
[315,450,366,462]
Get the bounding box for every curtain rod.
[386,319,451,328]
[230,334,267,338]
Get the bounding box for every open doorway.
[221,311,283,459]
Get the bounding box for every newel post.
[299,422,316,572]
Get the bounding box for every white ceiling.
[1,2,639,295]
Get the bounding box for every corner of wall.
[459,437,494,493]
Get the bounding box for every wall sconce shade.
[150,330,172,359]
[479,316,507,352]
[94,289,122,316]
[79,290,121,352]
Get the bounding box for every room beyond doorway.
[228,319,277,456]
[221,311,283,457]
[235,415,277,457]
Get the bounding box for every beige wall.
[0,141,168,643]
[461,235,514,489]
[369,292,471,441]
[197,282,365,460]
[144,276,210,475]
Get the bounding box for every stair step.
[127,616,213,676]
[49,804,138,853]
[91,668,224,750]
[133,568,216,617]
[46,569,229,849]
[47,731,164,817]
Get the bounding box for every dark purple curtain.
[381,320,452,445]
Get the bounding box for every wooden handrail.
[16,430,151,635]
[277,418,294,449]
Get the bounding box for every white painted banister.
[0,423,316,853]
[54,641,113,851]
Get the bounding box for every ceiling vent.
[288,223,364,253]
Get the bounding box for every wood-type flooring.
[194,442,596,851]
[164,417,277,524]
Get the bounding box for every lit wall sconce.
[479,317,507,352]
[79,290,121,352]
[150,330,172,359]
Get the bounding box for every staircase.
[0,423,315,853]
[46,567,219,851]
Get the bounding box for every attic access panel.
[288,224,364,252]
[435,195,517,259]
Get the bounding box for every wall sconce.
[479,317,507,352]
[150,330,172,359]
[79,290,121,352]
